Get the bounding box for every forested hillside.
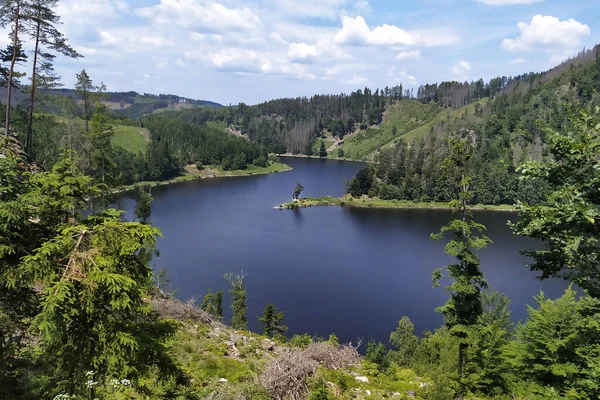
[341,46,600,205]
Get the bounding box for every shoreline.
[109,162,292,195]
[279,153,368,163]
[274,196,518,212]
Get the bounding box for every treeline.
[144,115,271,180]
[347,48,600,205]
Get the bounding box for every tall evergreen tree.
[224,272,247,330]
[0,0,30,136]
[89,103,114,186]
[75,69,104,132]
[25,0,81,154]
[432,138,490,382]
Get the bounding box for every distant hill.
[0,87,223,120]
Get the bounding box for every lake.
[115,156,568,345]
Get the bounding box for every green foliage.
[512,107,600,298]
[318,141,328,158]
[134,188,153,224]
[365,340,389,370]
[224,272,248,330]
[307,376,333,400]
[258,304,287,338]
[89,103,116,185]
[347,167,373,197]
[293,182,304,200]
[389,316,419,366]
[201,289,223,319]
[0,146,180,398]
[290,333,313,348]
[505,286,600,398]
[464,290,512,396]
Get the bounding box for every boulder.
[355,375,369,383]
[218,378,228,383]
[406,390,417,397]
[365,389,371,395]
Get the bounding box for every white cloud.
[387,67,417,85]
[452,61,472,80]
[156,61,169,70]
[397,50,421,60]
[459,60,471,71]
[343,74,368,85]
[269,32,287,44]
[176,59,187,67]
[288,42,319,62]
[509,57,528,64]
[502,15,590,52]
[278,63,316,80]
[334,16,420,46]
[263,0,362,20]
[475,0,543,4]
[136,0,263,32]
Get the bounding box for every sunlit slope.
[339,100,441,160]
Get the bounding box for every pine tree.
[258,304,287,338]
[89,103,114,186]
[0,0,29,136]
[75,69,105,132]
[224,272,247,330]
[319,140,327,158]
[25,0,81,154]
[432,138,490,381]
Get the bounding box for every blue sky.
[4,0,599,105]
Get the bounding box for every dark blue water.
[114,157,568,345]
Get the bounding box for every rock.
[406,390,417,397]
[226,341,240,357]
[393,393,401,397]
[365,389,371,395]
[419,382,428,388]
[218,378,228,383]
[261,338,276,351]
[355,375,369,383]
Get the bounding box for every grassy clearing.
[112,125,150,154]
[113,162,292,194]
[385,98,489,149]
[312,137,334,155]
[339,100,441,160]
[276,196,517,211]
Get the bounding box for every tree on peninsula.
[293,183,304,200]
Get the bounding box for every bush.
[290,333,313,348]
[380,184,402,200]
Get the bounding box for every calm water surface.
[116,157,568,344]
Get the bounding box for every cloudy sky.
[3,0,599,105]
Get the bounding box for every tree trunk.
[5,2,21,137]
[84,89,89,132]
[26,17,41,154]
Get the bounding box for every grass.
[339,100,441,160]
[385,98,490,149]
[276,196,517,211]
[112,125,150,154]
[312,138,334,155]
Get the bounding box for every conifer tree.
[258,304,287,338]
[0,0,29,136]
[25,0,81,154]
[224,272,247,330]
[319,140,327,158]
[75,69,104,132]
[89,103,114,185]
[432,138,490,381]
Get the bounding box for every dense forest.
[344,47,600,205]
